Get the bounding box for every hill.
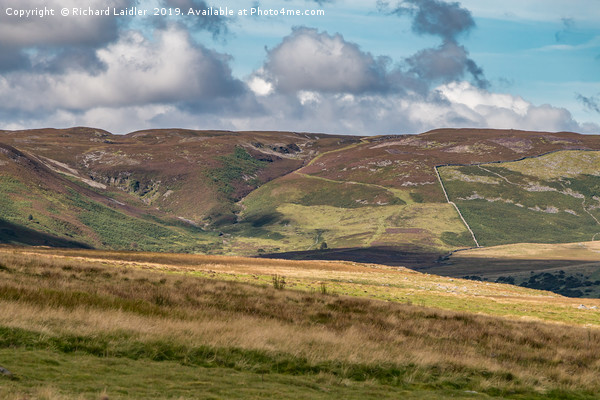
[0,128,350,252]
[1,246,599,399]
[230,129,600,259]
[0,141,216,252]
[2,127,600,296]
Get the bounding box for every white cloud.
[6,79,596,136]
[258,27,389,94]
[439,81,529,116]
[0,27,244,111]
[297,91,321,105]
[0,9,597,137]
[247,73,273,96]
[437,82,585,132]
[234,80,594,135]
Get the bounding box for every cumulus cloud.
[257,27,391,94]
[0,0,130,47]
[239,27,592,135]
[223,86,587,136]
[438,82,582,132]
[0,0,594,136]
[0,0,133,73]
[0,27,246,112]
[5,80,594,136]
[406,41,487,88]
[0,0,233,74]
[243,82,585,134]
[252,24,488,99]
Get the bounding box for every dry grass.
[457,241,600,261]
[1,246,600,397]
[3,245,599,326]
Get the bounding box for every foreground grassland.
[1,246,600,399]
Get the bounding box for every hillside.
[0,128,350,225]
[439,150,600,246]
[234,130,600,257]
[0,142,217,252]
[1,246,599,399]
[0,128,350,251]
[2,127,600,296]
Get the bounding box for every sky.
[0,0,599,135]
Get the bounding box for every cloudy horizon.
[0,0,599,135]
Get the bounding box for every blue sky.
[0,0,599,135]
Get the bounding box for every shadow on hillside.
[259,246,442,268]
[0,218,91,249]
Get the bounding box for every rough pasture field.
[439,150,600,247]
[0,246,600,399]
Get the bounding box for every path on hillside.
[301,138,368,169]
[477,165,516,185]
[292,171,407,247]
[294,137,412,204]
[578,197,600,241]
[293,171,410,203]
[434,166,481,248]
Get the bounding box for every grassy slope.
[1,129,368,254]
[1,247,600,399]
[0,128,347,226]
[434,151,600,297]
[233,171,472,256]
[235,130,600,258]
[440,151,600,246]
[1,350,478,400]
[300,129,600,199]
[0,162,219,252]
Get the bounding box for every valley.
[2,127,600,298]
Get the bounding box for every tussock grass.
[0,247,599,398]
